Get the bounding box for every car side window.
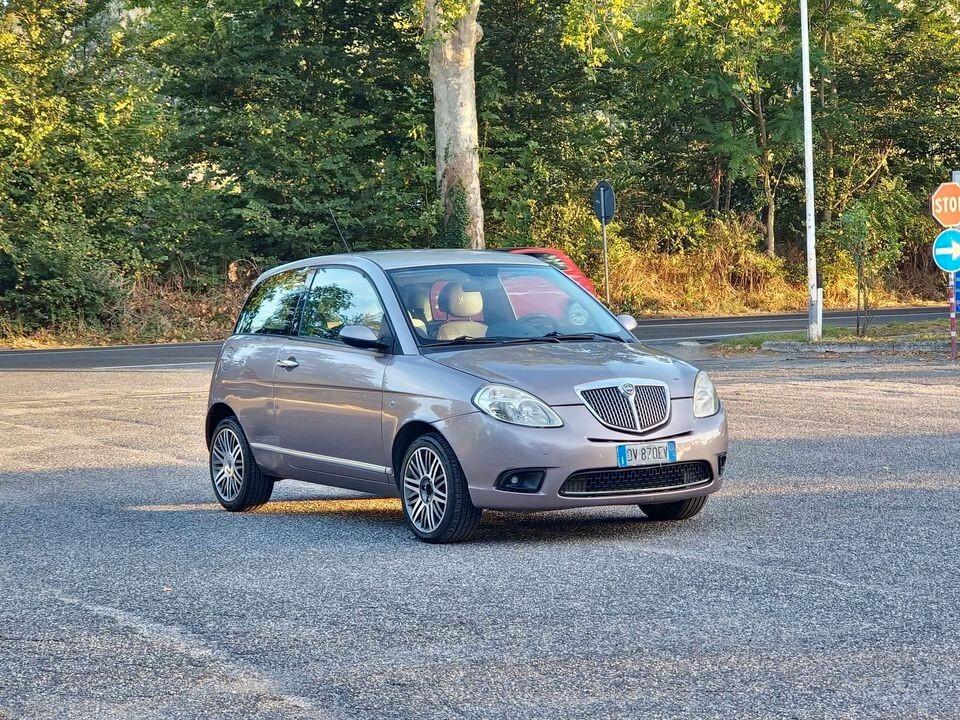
[532,252,569,271]
[235,269,309,336]
[300,267,388,343]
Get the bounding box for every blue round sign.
[933,228,960,273]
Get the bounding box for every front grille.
[579,383,669,432]
[559,461,712,497]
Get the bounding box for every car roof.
[256,249,543,283]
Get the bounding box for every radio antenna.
[328,210,351,253]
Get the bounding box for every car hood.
[426,341,698,405]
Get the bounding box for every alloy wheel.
[402,446,448,534]
[211,427,245,502]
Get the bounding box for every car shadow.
[125,487,671,544]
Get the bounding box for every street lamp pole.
[799,0,821,341]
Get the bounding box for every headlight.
[693,372,719,418]
[472,384,563,428]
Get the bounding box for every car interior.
[389,265,609,344]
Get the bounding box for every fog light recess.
[717,453,727,477]
[496,469,545,493]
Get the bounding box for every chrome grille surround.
[576,378,671,433]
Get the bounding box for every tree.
[419,0,632,249]
[0,0,164,328]
[423,0,485,248]
[145,0,436,269]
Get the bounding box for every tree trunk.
[425,0,485,249]
[754,93,775,256]
[710,159,722,214]
[763,174,776,256]
[820,0,836,225]
[822,133,835,224]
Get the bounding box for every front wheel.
[398,433,482,543]
[209,416,274,511]
[639,495,709,521]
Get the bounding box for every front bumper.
[434,400,728,511]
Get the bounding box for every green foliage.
[0,0,163,328]
[434,187,470,248]
[144,0,439,268]
[1,0,958,333]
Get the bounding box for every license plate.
[616,441,677,468]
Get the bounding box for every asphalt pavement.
[0,306,943,370]
[1,350,959,718]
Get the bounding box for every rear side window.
[530,252,569,271]
[235,269,309,336]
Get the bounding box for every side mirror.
[340,325,389,351]
[616,314,638,332]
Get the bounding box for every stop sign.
[931,182,960,228]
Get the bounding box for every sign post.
[931,179,960,361]
[592,181,616,304]
[952,272,957,362]
[932,225,960,361]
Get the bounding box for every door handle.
[276,358,299,370]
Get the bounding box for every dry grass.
[605,219,937,317]
[608,247,807,316]
[0,278,246,349]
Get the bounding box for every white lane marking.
[641,329,797,342]
[635,311,939,329]
[90,361,215,370]
[54,594,322,713]
[0,342,219,357]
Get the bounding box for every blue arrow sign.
[933,228,960,273]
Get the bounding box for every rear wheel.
[209,416,274,511]
[399,433,482,543]
[639,495,709,521]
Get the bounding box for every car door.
[270,265,393,486]
[218,267,310,475]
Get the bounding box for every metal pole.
[602,219,610,305]
[951,271,957,362]
[800,0,821,341]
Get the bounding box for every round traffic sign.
[592,181,615,225]
[931,182,960,228]
[933,228,960,273]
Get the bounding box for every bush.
[0,223,123,331]
[608,214,806,315]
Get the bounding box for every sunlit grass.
[716,319,950,351]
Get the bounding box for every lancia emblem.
[619,382,636,396]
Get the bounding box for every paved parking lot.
[1,350,959,719]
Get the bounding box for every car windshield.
[388,263,630,347]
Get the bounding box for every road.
[0,306,943,370]
[1,350,959,718]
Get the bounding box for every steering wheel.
[517,313,558,335]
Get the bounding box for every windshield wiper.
[427,335,562,348]
[427,336,504,347]
[540,331,625,343]
[500,336,561,345]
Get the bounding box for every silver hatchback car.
[206,250,728,542]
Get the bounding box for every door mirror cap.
[616,314,638,332]
[340,325,389,351]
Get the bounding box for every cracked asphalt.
[1,349,959,719]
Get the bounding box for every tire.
[398,432,482,543]
[639,494,709,521]
[209,416,274,512]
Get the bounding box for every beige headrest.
[401,285,433,322]
[438,283,483,317]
